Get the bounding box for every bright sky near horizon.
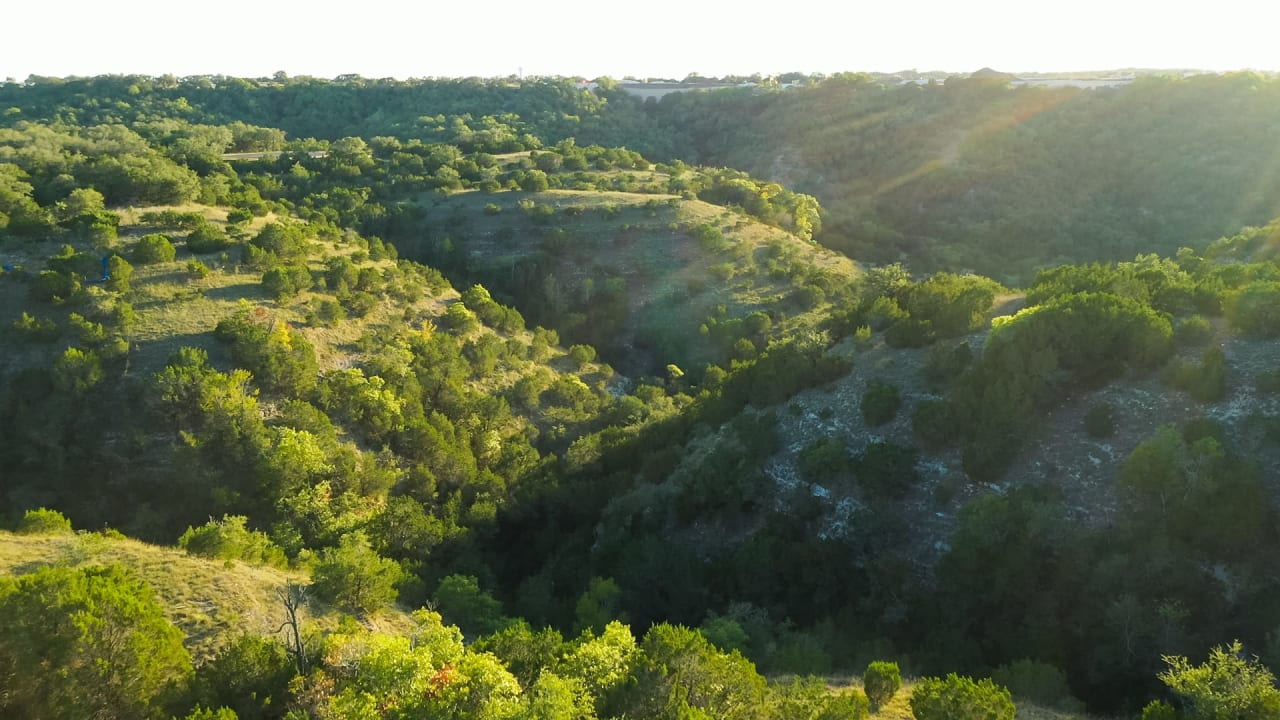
[4,0,1278,80]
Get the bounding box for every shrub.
[186,223,232,253]
[861,380,901,426]
[863,660,902,711]
[1084,402,1115,438]
[567,344,597,368]
[799,437,849,482]
[11,312,58,342]
[853,441,919,499]
[1175,315,1213,346]
[178,515,287,567]
[884,318,932,348]
[910,674,1015,720]
[131,234,177,265]
[186,260,211,280]
[992,659,1083,712]
[1141,700,1179,720]
[17,507,73,534]
[925,341,972,384]
[1164,346,1227,402]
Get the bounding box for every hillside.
[6,74,1280,717]
[646,73,1280,282]
[0,530,417,663]
[406,184,857,374]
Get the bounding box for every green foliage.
[0,564,192,720]
[178,514,287,567]
[1224,281,1280,336]
[912,399,960,449]
[991,659,1083,713]
[1118,426,1266,556]
[627,624,767,720]
[798,437,849,482]
[853,441,919,500]
[11,311,59,342]
[186,222,232,253]
[925,341,972,385]
[17,507,74,534]
[1084,402,1116,438]
[574,576,626,636]
[1163,346,1227,402]
[191,634,296,720]
[862,660,902,711]
[909,674,1015,720]
[214,308,319,395]
[1142,700,1180,720]
[53,346,105,393]
[1157,641,1280,719]
[1175,315,1213,346]
[261,264,314,300]
[860,380,900,426]
[132,233,177,264]
[952,292,1173,480]
[434,574,508,638]
[312,531,404,614]
[567,343,597,369]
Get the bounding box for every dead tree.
[275,583,309,674]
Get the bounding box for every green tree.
[0,564,192,719]
[434,574,508,639]
[191,635,296,720]
[311,531,403,614]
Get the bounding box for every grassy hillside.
[0,530,416,663]
[407,184,857,374]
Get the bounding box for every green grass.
[0,530,417,664]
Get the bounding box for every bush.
[853,441,919,500]
[17,507,73,534]
[992,659,1083,712]
[11,312,59,342]
[910,674,1015,720]
[131,234,177,265]
[186,223,232,253]
[1164,346,1227,402]
[925,341,972,384]
[1141,700,1179,720]
[178,515,287,567]
[799,437,849,482]
[1175,315,1213,346]
[567,344,597,368]
[861,380,901,426]
[863,660,902,711]
[1084,402,1115,438]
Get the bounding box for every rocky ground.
[766,311,1280,568]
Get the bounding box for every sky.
[4,0,1279,81]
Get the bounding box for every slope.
[0,530,417,664]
